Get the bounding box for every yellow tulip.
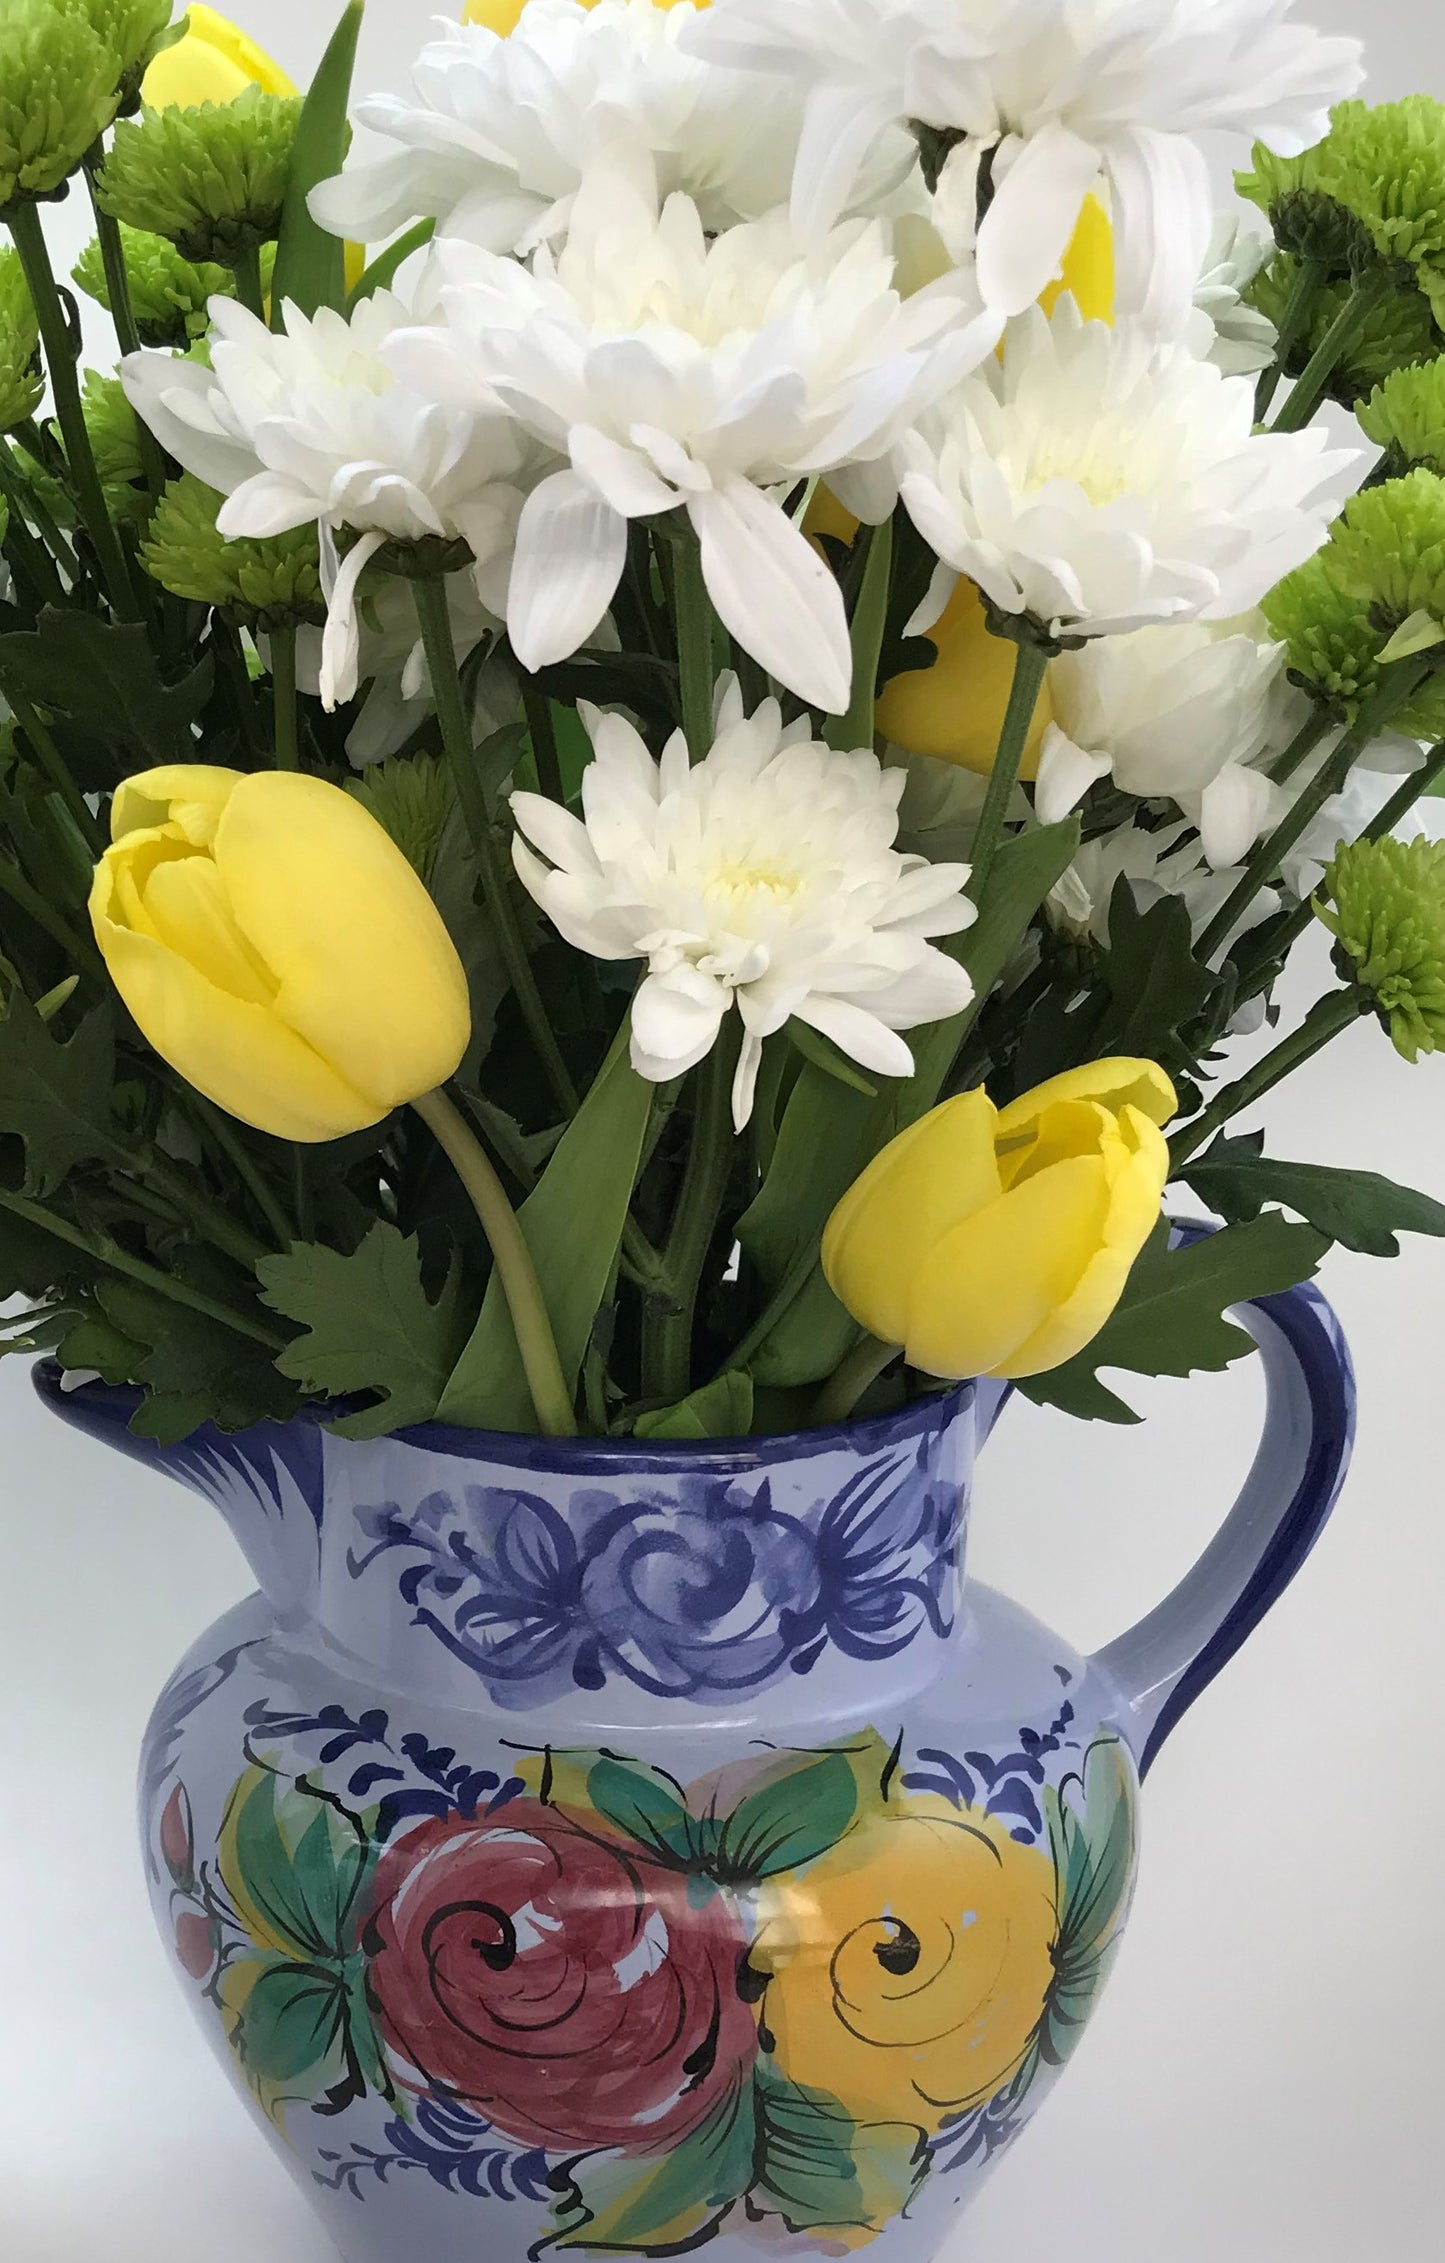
[877,576,1056,777]
[823,1058,1177,1380]
[751,1793,1058,2135]
[90,765,470,1142]
[1040,190,1115,326]
[141,4,299,107]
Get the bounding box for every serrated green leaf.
[93,1275,299,1442]
[438,1031,652,1431]
[257,1224,462,1440]
[56,1306,146,1384]
[269,2,363,322]
[750,2060,928,2239]
[1090,882,1222,1070]
[1018,1215,1330,1423]
[546,2080,756,2254]
[0,608,213,763]
[1181,1132,1445,1257]
[0,998,126,1195]
[633,1370,754,1440]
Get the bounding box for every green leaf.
[89,1275,299,1443]
[633,1371,754,1440]
[787,1017,878,1096]
[0,608,213,764]
[1090,882,1221,1068]
[1181,1131,1445,1257]
[1019,1214,1330,1423]
[56,1305,146,1385]
[428,802,507,1083]
[438,1032,653,1431]
[717,1750,859,1881]
[750,2060,928,2240]
[269,2,363,321]
[228,1957,348,2086]
[0,998,126,1195]
[585,1757,698,1865]
[219,1765,374,1962]
[257,1222,465,1440]
[546,2080,756,2254]
[1039,1738,1138,2068]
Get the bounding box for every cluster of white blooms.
[117,0,1370,1112]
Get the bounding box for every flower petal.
[690,479,851,714]
[506,469,628,671]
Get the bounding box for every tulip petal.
[994,1056,1177,1135]
[823,1092,1004,1352]
[1001,1110,1169,1376]
[111,766,241,846]
[212,773,471,1111]
[908,1154,1115,1380]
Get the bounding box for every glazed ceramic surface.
[36,1257,1354,2263]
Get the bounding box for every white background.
[3,3,1444,2260]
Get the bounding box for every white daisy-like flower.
[121,285,543,711]
[508,678,979,1126]
[1037,618,1291,869]
[896,299,1359,651]
[309,0,911,257]
[689,0,1361,325]
[1185,215,1278,377]
[1048,817,1278,956]
[391,149,1000,710]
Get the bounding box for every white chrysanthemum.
[1186,216,1277,376]
[509,679,979,1126]
[121,287,542,710]
[392,150,1000,710]
[1049,818,1277,956]
[897,300,1359,650]
[310,1,910,256]
[689,0,1362,325]
[1037,618,1290,868]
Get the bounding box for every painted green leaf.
[1018,1214,1330,1423]
[269,1,362,321]
[750,2060,928,2239]
[717,1750,859,1881]
[1181,1131,1445,1257]
[257,1223,465,1440]
[219,1766,374,1962]
[0,998,126,1195]
[439,1031,653,1431]
[229,1956,348,2088]
[633,1371,754,1440]
[1039,1738,1138,2069]
[545,2079,756,2253]
[586,1757,698,1866]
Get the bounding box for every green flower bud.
[1319,835,1445,1061]
[80,369,151,526]
[1249,253,1440,400]
[1270,189,1375,275]
[96,87,302,265]
[73,222,239,348]
[1242,100,1445,322]
[348,755,457,884]
[79,0,175,104]
[0,247,43,434]
[1358,360,1445,478]
[140,471,323,627]
[1264,472,1445,737]
[0,0,124,212]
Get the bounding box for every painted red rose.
[364,1801,756,2152]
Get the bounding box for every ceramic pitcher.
[34,1257,1354,2263]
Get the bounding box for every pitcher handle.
[1090,1224,1356,1776]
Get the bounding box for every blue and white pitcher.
[36,1259,1354,2263]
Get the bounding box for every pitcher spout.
[32,1361,324,1619]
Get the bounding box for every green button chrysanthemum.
[1241,98,1445,324]
[73,223,245,349]
[0,0,125,212]
[96,87,302,265]
[1320,835,1445,1062]
[0,248,42,434]
[79,0,175,103]
[1263,470,1445,737]
[348,755,458,886]
[140,471,324,626]
[1249,253,1441,402]
[79,369,151,526]
[1358,359,1445,478]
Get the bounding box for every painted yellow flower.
[141,5,298,107]
[751,1794,1058,2133]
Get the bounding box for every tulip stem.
[5,201,141,622]
[411,576,580,1117]
[411,1087,577,1438]
[814,1336,900,1426]
[1170,988,1369,1171]
[642,1029,737,1405]
[270,624,300,769]
[0,1187,286,1350]
[970,636,1050,898]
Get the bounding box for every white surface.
[4,3,1445,2260]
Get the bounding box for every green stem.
[270,622,299,768]
[412,575,579,1115]
[1254,256,1328,423]
[520,671,564,804]
[1,437,82,582]
[1193,656,1435,965]
[6,201,140,620]
[0,457,66,608]
[1271,267,1391,434]
[1268,701,1335,785]
[411,1086,577,1438]
[84,153,167,501]
[211,613,265,760]
[140,1151,272,1270]
[0,853,102,969]
[346,218,436,312]
[0,1186,286,1348]
[826,515,893,752]
[813,1334,900,1426]
[668,518,716,760]
[189,1095,295,1250]
[0,673,104,851]
[231,241,266,321]
[643,1031,737,1404]
[1170,989,1368,1171]
[970,636,1050,897]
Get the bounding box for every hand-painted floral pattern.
[150,1711,1137,2255]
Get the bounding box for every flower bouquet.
[0,0,1441,1459]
